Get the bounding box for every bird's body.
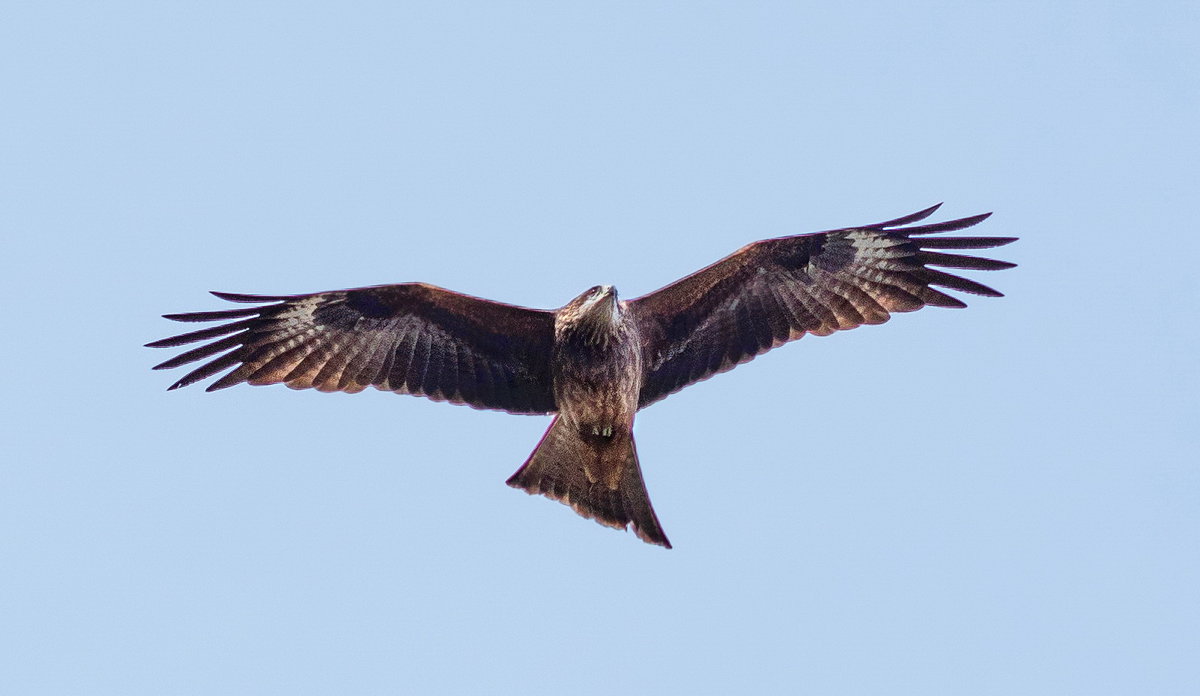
[513,285,667,545]
[149,205,1016,548]
[552,286,642,445]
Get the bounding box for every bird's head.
[562,285,622,337]
[576,284,618,313]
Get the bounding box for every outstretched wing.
[147,283,558,415]
[630,204,1017,408]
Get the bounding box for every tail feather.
[506,416,671,548]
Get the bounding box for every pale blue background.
[3,2,1197,694]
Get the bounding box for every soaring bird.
[148,204,1016,548]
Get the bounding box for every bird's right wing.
[147,283,558,415]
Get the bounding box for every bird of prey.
[148,204,1015,548]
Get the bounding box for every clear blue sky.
[3,2,1197,694]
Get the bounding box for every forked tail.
[506,416,671,548]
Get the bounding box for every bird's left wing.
[630,204,1017,408]
[148,283,558,415]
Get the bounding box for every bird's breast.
[551,320,643,430]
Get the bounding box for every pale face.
[577,285,619,322]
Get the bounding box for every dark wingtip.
[868,203,943,229]
[204,375,243,392]
[904,212,995,235]
[914,235,1018,251]
[962,211,993,226]
[916,202,945,218]
[210,290,292,303]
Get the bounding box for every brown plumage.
[148,204,1016,548]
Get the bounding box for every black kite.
[149,204,1016,548]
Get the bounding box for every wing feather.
[345,321,392,389]
[631,206,1016,407]
[918,251,1017,271]
[144,319,258,347]
[148,283,557,414]
[152,333,246,370]
[171,350,246,391]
